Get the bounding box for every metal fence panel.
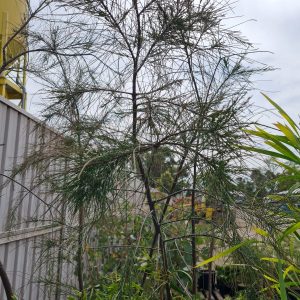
[0,97,75,299]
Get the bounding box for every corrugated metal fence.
[0,97,76,300]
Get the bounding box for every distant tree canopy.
[236,166,298,199]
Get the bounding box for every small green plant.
[67,271,146,299]
[242,94,300,299]
[193,95,300,299]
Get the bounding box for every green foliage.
[236,168,278,198]
[195,240,256,268]
[242,93,300,170]
[191,96,300,299]
[67,272,146,299]
[157,169,174,193]
[216,265,247,292]
[144,147,189,193]
[62,142,132,211]
[241,95,300,299]
[198,160,237,207]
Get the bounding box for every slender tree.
[8,0,271,298]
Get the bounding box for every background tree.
[144,147,189,193]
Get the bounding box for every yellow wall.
[0,0,27,60]
[0,0,27,106]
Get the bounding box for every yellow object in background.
[195,202,206,213]
[206,207,214,221]
[0,0,27,108]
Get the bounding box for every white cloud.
[233,0,300,123]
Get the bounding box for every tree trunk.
[191,155,198,295]
[77,207,84,294]
[208,235,215,300]
[0,259,14,300]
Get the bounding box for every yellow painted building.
[0,0,27,108]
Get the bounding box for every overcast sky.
[234,0,300,123]
[27,0,300,124]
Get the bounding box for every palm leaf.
[195,239,255,268]
[275,123,300,148]
[264,141,300,163]
[278,261,288,300]
[261,257,287,264]
[262,93,299,134]
[283,265,300,279]
[274,159,299,174]
[279,222,300,242]
[253,227,269,237]
[240,146,295,161]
